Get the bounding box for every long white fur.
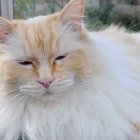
[0,24,140,140]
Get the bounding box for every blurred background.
[1,0,140,31]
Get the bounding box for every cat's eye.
[55,55,67,61]
[18,61,33,66]
[53,55,67,65]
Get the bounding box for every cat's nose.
[38,79,54,88]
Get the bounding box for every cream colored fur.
[0,0,140,140]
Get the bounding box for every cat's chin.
[35,89,70,102]
[37,92,63,102]
[43,91,52,96]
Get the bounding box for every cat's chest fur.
[0,87,139,140]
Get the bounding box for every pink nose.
[38,79,53,88]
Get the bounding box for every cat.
[0,0,140,139]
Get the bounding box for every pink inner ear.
[64,20,82,32]
[0,27,10,43]
[59,0,85,32]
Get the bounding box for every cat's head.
[0,0,93,100]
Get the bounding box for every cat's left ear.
[0,17,12,43]
[59,0,85,32]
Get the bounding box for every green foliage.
[13,0,69,19]
[110,13,140,31]
[120,0,130,4]
[85,4,140,31]
[85,5,112,29]
[14,0,35,19]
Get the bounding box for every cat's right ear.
[0,17,12,43]
[58,0,85,32]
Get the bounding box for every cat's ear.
[0,17,12,43]
[59,0,85,31]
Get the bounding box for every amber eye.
[18,61,33,66]
[55,55,67,61]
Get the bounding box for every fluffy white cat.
[0,0,140,140]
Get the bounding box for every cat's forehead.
[5,14,80,61]
[11,15,60,59]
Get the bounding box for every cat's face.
[0,0,90,100]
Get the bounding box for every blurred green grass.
[85,4,140,31]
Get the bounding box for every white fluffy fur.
[0,25,140,140]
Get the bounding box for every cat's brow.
[18,57,36,61]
